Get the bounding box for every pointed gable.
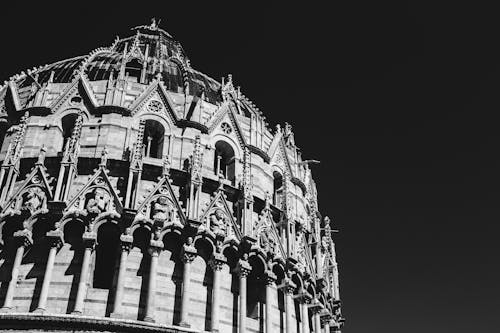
[49,74,98,113]
[269,132,294,177]
[208,102,248,149]
[129,78,180,123]
[255,205,287,260]
[200,188,242,241]
[1,151,53,214]
[65,162,123,215]
[135,176,186,225]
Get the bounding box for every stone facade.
[0,20,344,333]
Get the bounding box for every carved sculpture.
[85,188,110,215]
[151,196,171,222]
[21,187,45,213]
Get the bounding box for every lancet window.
[214,140,236,184]
[61,113,79,151]
[142,119,165,159]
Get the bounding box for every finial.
[100,146,108,167]
[36,145,46,165]
[217,171,225,190]
[162,155,170,177]
[264,191,271,210]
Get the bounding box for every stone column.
[294,291,312,333]
[309,299,324,333]
[71,232,96,314]
[179,237,197,327]
[278,278,296,333]
[263,270,277,333]
[1,229,32,311]
[315,313,322,333]
[234,255,251,333]
[110,231,133,318]
[36,230,63,313]
[144,238,164,322]
[320,310,331,333]
[209,253,226,332]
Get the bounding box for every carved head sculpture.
[209,208,227,235]
[21,187,46,213]
[152,196,171,222]
[86,188,110,215]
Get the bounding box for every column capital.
[46,230,63,249]
[309,298,324,314]
[278,277,297,294]
[148,239,164,257]
[13,229,33,247]
[181,240,197,263]
[294,291,313,304]
[82,231,96,249]
[320,309,332,325]
[209,253,226,271]
[263,270,277,285]
[234,258,251,277]
[120,233,133,252]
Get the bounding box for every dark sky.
[1,1,499,332]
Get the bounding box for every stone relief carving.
[85,188,111,215]
[21,187,46,213]
[208,208,229,236]
[151,196,172,222]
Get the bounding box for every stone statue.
[209,208,226,235]
[152,196,171,222]
[22,187,45,213]
[86,188,109,215]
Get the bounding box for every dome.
[0,20,343,333]
[9,19,223,107]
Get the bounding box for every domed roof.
[11,19,223,105]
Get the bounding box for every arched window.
[273,265,286,332]
[273,171,284,208]
[163,61,185,93]
[214,141,236,184]
[93,222,120,289]
[61,113,78,151]
[247,256,265,321]
[125,58,142,83]
[143,119,165,159]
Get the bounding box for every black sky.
[1,1,500,332]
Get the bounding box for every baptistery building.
[0,20,344,333]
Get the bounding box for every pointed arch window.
[163,61,185,93]
[61,113,79,152]
[143,119,165,159]
[214,140,236,185]
[273,171,284,208]
[93,222,120,289]
[125,58,142,83]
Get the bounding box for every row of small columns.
[0,229,96,314]
[0,231,332,333]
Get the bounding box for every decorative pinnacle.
[36,145,46,165]
[162,155,170,177]
[264,191,271,210]
[99,146,108,167]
